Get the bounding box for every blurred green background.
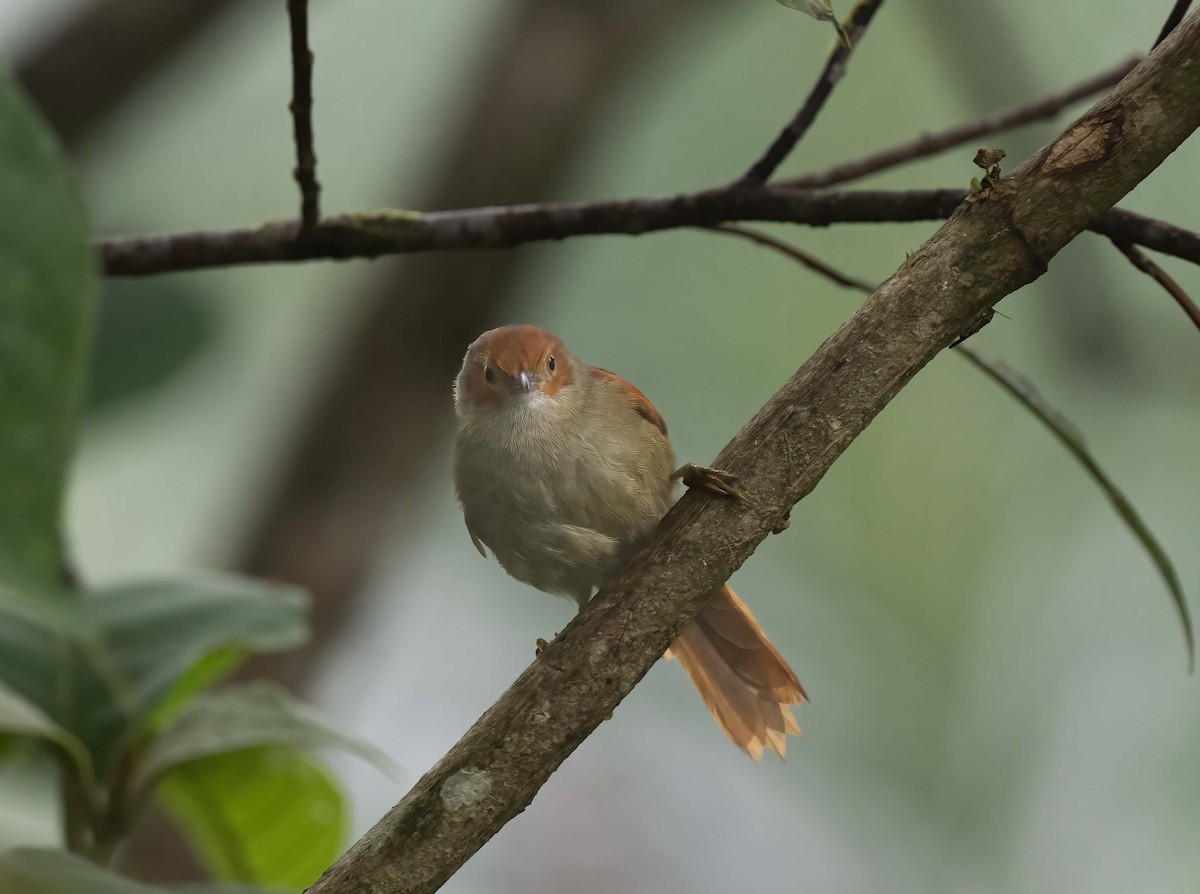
[3,0,1199,891]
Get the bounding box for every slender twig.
[735,0,886,186]
[783,57,1140,189]
[958,346,1194,669]
[705,224,876,292]
[1156,0,1195,46]
[287,0,320,233]
[1111,239,1200,332]
[95,188,1200,276]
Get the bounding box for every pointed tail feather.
[665,585,805,760]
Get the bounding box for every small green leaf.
[0,848,164,894]
[0,68,96,600]
[158,748,345,891]
[773,0,850,44]
[775,0,834,19]
[146,647,244,733]
[958,347,1195,668]
[136,682,397,794]
[0,679,92,783]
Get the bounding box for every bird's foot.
[670,463,751,503]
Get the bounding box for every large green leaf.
[87,277,216,415]
[0,575,308,775]
[158,748,346,891]
[136,682,397,794]
[0,848,283,894]
[0,68,96,600]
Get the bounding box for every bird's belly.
[456,436,669,603]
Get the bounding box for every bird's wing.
[590,366,668,437]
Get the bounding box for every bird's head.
[454,324,576,414]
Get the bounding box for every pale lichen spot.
[441,767,492,818]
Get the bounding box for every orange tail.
[666,585,806,760]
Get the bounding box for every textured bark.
[305,14,1200,894]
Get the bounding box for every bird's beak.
[518,370,534,393]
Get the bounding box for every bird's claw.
[670,463,751,503]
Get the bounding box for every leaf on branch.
[957,347,1195,668]
[0,68,96,601]
[157,748,347,891]
[135,681,398,794]
[772,0,850,45]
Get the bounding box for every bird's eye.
[484,366,495,383]
[547,355,556,372]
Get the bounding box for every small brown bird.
[452,324,805,759]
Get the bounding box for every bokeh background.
[3,1,1199,891]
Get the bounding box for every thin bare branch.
[95,188,1200,276]
[1156,0,1195,46]
[735,0,886,186]
[304,17,1200,892]
[287,0,320,233]
[1112,239,1200,332]
[959,346,1194,669]
[1088,207,1200,266]
[783,56,1140,189]
[705,223,876,292]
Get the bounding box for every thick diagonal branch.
[305,16,1200,894]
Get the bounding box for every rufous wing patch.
[591,367,668,437]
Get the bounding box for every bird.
[451,324,805,759]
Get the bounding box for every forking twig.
[1111,239,1200,332]
[736,0,886,186]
